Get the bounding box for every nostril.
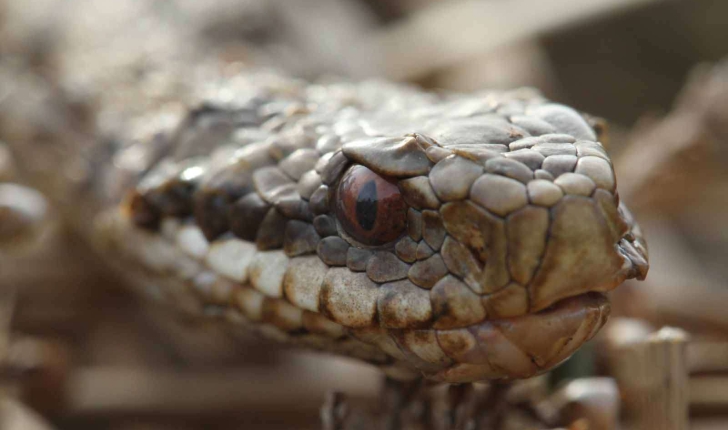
[618,238,649,280]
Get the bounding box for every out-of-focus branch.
[362,0,668,81]
[604,324,690,430]
[616,61,728,211]
[0,397,54,430]
[609,61,728,333]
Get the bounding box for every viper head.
[115,79,647,382]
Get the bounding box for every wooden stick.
[473,382,510,430]
[380,377,422,430]
[614,327,689,430]
[547,378,619,430]
[321,392,348,430]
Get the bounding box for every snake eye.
[336,165,408,246]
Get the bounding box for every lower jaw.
[423,292,610,383]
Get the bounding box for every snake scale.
[92,71,649,383]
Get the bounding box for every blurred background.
[1,0,728,429]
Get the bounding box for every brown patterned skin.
[95,71,648,382]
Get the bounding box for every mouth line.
[531,291,608,316]
[439,290,609,333]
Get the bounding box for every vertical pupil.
[355,180,377,231]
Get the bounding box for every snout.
[431,152,647,314]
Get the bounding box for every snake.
[90,71,649,383]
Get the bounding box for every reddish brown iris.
[336,165,408,246]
